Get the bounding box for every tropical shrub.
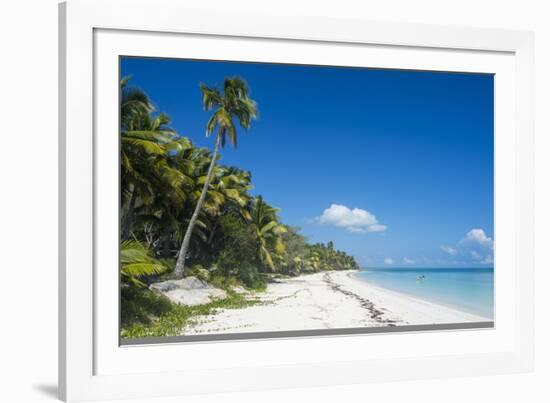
[216,214,258,272]
[236,265,266,290]
[186,264,210,281]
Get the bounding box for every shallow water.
[355,268,494,319]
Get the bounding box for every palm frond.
[199,84,222,111]
[122,263,166,277]
[120,240,166,286]
[260,220,279,235]
[121,137,166,155]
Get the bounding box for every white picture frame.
[59,0,534,401]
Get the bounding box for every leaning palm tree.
[173,77,258,277]
[172,148,227,249]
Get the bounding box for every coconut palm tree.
[120,76,153,127]
[172,147,226,256]
[129,144,194,253]
[248,196,287,271]
[120,77,191,239]
[205,166,253,244]
[173,77,258,277]
[121,111,189,239]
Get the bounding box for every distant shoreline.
[182,270,489,336]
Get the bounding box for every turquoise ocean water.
[354,268,494,319]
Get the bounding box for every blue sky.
[121,57,494,268]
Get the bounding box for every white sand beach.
[182,270,489,335]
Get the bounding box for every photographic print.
[119,57,494,343]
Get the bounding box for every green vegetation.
[120,76,359,336]
[121,288,260,339]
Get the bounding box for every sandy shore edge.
[182,270,490,335]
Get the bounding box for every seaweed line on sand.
[322,272,398,326]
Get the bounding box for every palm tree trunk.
[207,219,218,244]
[121,186,137,240]
[173,136,220,277]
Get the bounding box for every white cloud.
[470,250,482,260]
[366,224,388,232]
[461,229,494,250]
[440,245,457,256]
[451,228,494,264]
[317,204,387,233]
[384,258,394,265]
[403,257,415,265]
